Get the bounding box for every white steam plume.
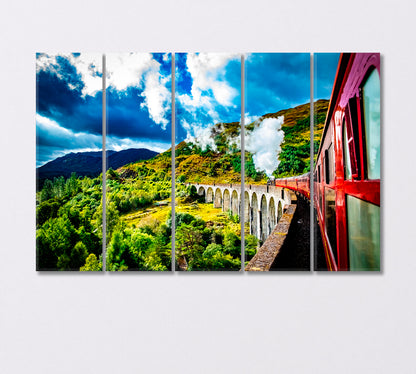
[245,116,284,177]
[184,121,217,151]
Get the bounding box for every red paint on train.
[271,53,380,271]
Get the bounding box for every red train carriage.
[273,173,311,200]
[314,53,380,271]
[271,53,380,271]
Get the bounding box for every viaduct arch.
[189,182,292,242]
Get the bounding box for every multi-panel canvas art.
[174,53,242,271]
[36,52,381,272]
[313,53,380,271]
[244,53,311,271]
[105,53,172,271]
[36,53,104,271]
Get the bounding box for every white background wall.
[1,0,415,373]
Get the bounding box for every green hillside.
[113,99,329,186]
[262,99,328,178]
[171,99,329,184]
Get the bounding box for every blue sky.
[245,53,340,119]
[175,53,241,146]
[245,53,311,120]
[244,53,311,175]
[36,53,172,167]
[314,53,340,100]
[106,53,171,153]
[174,53,339,147]
[36,52,339,167]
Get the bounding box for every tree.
[129,231,154,268]
[245,235,258,261]
[175,224,204,268]
[80,254,103,271]
[203,243,222,258]
[36,200,60,226]
[106,230,129,271]
[223,232,241,258]
[40,179,54,201]
[69,241,89,269]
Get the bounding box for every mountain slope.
[37,148,159,181]
[172,100,329,184]
[102,100,330,185]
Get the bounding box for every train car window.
[361,69,380,180]
[343,119,352,179]
[324,144,334,184]
[346,195,380,270]
[316,165,322,212]
[324,187,337,263]
[324,151,329,184]
[346,99,360,179]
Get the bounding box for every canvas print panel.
[105,53,172,271]
[313,53,380,271]
[36,53,104,271]
[244,53,311,271]
[174,53,242,271]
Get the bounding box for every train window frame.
[360,67,381,180]
[324,150,329,184]
[345,102,360,179]
[324,144,334,185]
[343,118,352,180]
[324,186,338,264]
[345,194,380,271]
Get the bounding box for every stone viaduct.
[188,183,293,243]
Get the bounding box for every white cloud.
[185,53,239,103]
[107,53,171,128]
[71,53,102,96]
[177,53,240,131]
[245,116,285,176]
[106,136,170,154]
[244,112,260,125]
[36,113,72,138]
[36,114,102,166]
[140,66,171,129]
[36,113,171,166]
[106,53,153,92]
[36,53,172,128]
[106,53,171,128]
[36,53,102,97]
[36,54,60,75]
[36,114,101,150]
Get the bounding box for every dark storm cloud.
[107,86,171,142]
[36,59,102,136]
[36,53,172,165]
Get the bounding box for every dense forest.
[105,149,172,271]
[36,173,103,270]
